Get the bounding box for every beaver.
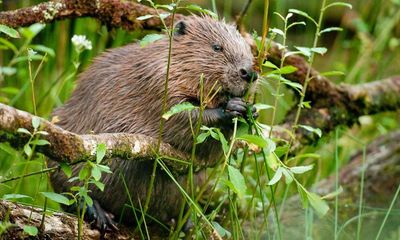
[49,16,258,232]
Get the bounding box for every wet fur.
[50,16,254,225]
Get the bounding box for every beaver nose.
[239,68,258,82]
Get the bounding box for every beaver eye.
[212,43,223,52]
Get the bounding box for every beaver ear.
[175,21,187,35]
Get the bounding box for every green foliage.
[22,225,38,236]
[139,33,164,47]
[162,102,197,120]
[40,192,71,205]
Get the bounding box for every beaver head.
[170,16,257,106]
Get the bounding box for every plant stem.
[144,1,179,217]
[28,59,37,116]
[356,146,366,240]
[257,0,270,68]
[334,128,339,240]
[375,183,400,240]
[269,16,289,138]
[284,0,327,162]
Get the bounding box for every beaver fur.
[50,16,257,231]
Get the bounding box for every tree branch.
[0,0,184,31]
[279,76,400,150]
[0,200,132,239]
[0,103,191,174]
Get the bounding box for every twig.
[235,0,253,27]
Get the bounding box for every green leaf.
[307,192,329,216]
[60,163,72,178]
[31,116,40,129]
[36,131,49,136]
[96,143,106,164]
[295,46,312,58]
[31,139,50,146]
[13,54,46,64]
[97,164,112,174]
[289,153,320,162]
[320,71,345,77]
[266,152,280,170]
[290,164,314,174]
[262,60,279,69]
[281,79,303,93]
[297,185,309,208]
[196,132,210,144]
[263,138,276,154]
[0,38,18,53]
[3,194,33,201]
[285,13,294,20]
[91,166,102,181]
[324,2,352,10]
[0,24,20,38]
[281,168,293,184]
[24,144,32,157]
[41,192,71,205]
[268,167,284,185]
[302,101,312,109]
[284,51,302,58]
[19,23,45,40]
[278,65,298,74]
[17,128,32,136]
[0,67,16,76]
[155,4,174,11]
[319,27,343,35]
[298,124,322,138]
[216,129,229,156]
[253,103,273,111]
[79,166,90,180]
[140,34,164,48]
[288,9,317,26]
[237,134,267,148]
[136,14,156,21]
[84,194,93,207]
[311,47,327,55]
[68,177,79,183]
[269,28,284,37]
[322,186,343,200]
[227,165,247,197]
[162,102,196,120]
[30,44,55,57]
[90,180,105,191]
[287,21,306,29]
[184,4,218,19]
[273,12,286,21]
[23,225,38,236]
[159,13,171,20]
[212,221,231,238]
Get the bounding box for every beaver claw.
[225,97,258,120]
[85,200,119,235]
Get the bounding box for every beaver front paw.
[224,97,258,120]
[85,200,119,235]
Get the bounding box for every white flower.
[71,35,92,52]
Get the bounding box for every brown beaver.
[50,16,258,232]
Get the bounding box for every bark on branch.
[0,200,132,239]
[0,103,190,174]
[0,0,184,31]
